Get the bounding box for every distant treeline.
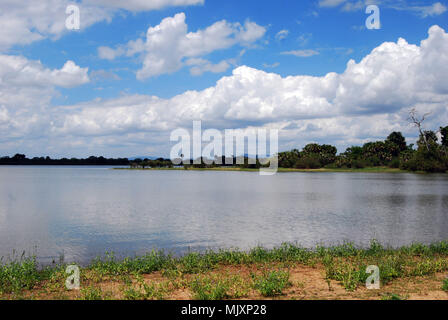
[0,154,130,166]
[130,156,264,169]
[130,125,448,173]
[4,123,448,173]
[277,127,448,173]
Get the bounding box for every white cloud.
[275,29,289,41]
[0,56,89,90]
[83,0,204,11]
[320,0,447,17]
[90,69,121,81]
[281,49,320,57]
[187,58,232,76]
[319,0,347,8]
[49,61,90,88]
[98,13,266,78]
[0,54,89,144]
[0,0,204,51]
[98,46,124,60]
[0,0,112,51]
[418,2,447,17]
[341,0,365,12]
[0,106,9,125]
[262,62,280,68]
[2,25,448,156]
[0,55,89,99]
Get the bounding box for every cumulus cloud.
[98,13,266,78]
[0,54,89,144]
[0,56,89,90]
[0,55,89,113]
[0,0,112,51]
[0,0,204,51]
[2,26,448,156]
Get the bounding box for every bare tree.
[408,108,432,152]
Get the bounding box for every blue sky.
[24,0,448,102]
[1,0,448,157]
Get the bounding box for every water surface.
[0,166,447,264]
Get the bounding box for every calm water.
[0,166,447,265]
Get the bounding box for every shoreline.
[2,241,448,300]
[113,166,428,174]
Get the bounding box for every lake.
[0,166,447,265]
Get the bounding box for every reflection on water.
[0,166,447,265]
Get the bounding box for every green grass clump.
[252,270,291,297]
[189,274,251,300]
[441,278,448,292]
[190,276,230,300]
[123,277,169,300]
[80,286,104,300]
[178,252,217,274]
[321,240,448,291]
[0,255,58,294]
[381,293,405,300]
[90,250,173,276]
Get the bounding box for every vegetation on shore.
[0,154,129,166]
[275,127,448,173]
[2,241,448,300]
[129,113,448,173]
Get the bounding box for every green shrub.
[90,250,174,276]
[442,278,448,292]
[123,279,168,300]
[252,270,291,297]
[190,277,230,300]
[80,286,104,300]
[0,256,52,294]
[294,156,322,169]
[388,158,400,168]
[352,159,367,169]
[381,293,404,300]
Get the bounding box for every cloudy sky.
[1,0,448,158]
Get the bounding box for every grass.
[381,293,406,300]
[122,275,170,300]
[80,286,105,300]
[190,276,231,300]
[252,270,291,297]
[2,240,448,299]
[0,254,62,295]
[442,278,448,292]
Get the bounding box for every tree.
[301,143,337,166]
[278,149,300,168]
[13,154,26,160]
[362,141,397,165]
[386,132,407,152]
[344,146,363,159]
[408,108,431,152]
[441,126,448,147]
